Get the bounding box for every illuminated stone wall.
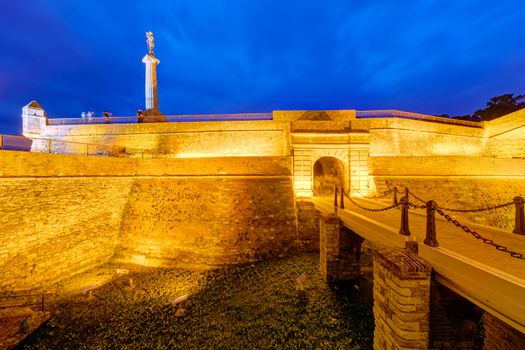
[370,156,525,230]
[368,118,485,156]
[483,109,525,158]
[115,176,297,267]
[33,120,291,158]
[0,152,132,292]
[0,151,297,292]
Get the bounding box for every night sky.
[1,0,524,135]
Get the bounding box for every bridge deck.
[312,196,525,333]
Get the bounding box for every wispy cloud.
[0,0,524,133]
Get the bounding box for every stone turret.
[22,100,47,136]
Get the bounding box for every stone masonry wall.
[373,247,432,349]
[370,156,525,230]
[1,151,298,291]
[295,199,319,252]
[483,312,525,350]
[116,176,298,268]
[35,120,291,158]
[0,176,132,292]
[369,118,484,157]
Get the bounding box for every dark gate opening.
[313,157,345,196]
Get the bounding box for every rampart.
[368,118,485,156]
[370,156,525,229]
[32,120,291,158]
[0,151,297,292]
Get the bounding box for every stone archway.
[312,156,345,196]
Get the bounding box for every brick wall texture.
[373,248,432,349]
[483,312,525,350]
[295,199,319,252]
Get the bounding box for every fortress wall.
[38,120,291,157]
[0,179,132,292]
[482,109,525,158]
[115,176,298,268]
[0,151,292,177]
[483,108,525,137]
[370,156,525,230]
[370,156,525,177]
[369,119,485,156]
[0,151,134,292]
[0,151,297,291]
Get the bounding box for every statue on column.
[146,31,155,56]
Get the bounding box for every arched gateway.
[313,156,346,196]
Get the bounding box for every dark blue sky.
[1,0,524,135]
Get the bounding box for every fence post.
[334,186,339,208]
[340,187,345,209]
[393,186,398,205]
[513,196,525,235]
[399,197,410,236]
[424,200,439,247]
[404,187,409,200]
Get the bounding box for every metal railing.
[47,113,273,125]
[334,186,525,260]
[356,110,483,128]
[0,135,33,151]
[47,116,138,125]
[1,134,155,158]
[0,293,54,312]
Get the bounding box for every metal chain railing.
[435,208,525,260]
[332,185,525,261]
[394,185,516,213]
[436,201,514,213]
[407,190,427,204]
[338,187,401,212]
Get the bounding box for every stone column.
[373,247,432,349]
[483,312,525,349]
[319,213,363,282]
[142,54,160,112]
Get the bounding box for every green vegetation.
[440,93,525,121]
[20,254,373,349]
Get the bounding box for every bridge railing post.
[424,200,439,247]
[399,197,410,236]
[334,186,338,208]
[513,196,525,235]
[340,187,345,210]
[393,186,398,205]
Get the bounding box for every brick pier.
[373,247,432,349]
[319,213,364,282]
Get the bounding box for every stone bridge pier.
[319,213,364,282]
[318,214,525,349]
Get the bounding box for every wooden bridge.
[312,189,525,336]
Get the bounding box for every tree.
[473,94,525,121]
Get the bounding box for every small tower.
[142,31,164,121]
[21,100,47,136]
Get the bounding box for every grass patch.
[19,254,373,349]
